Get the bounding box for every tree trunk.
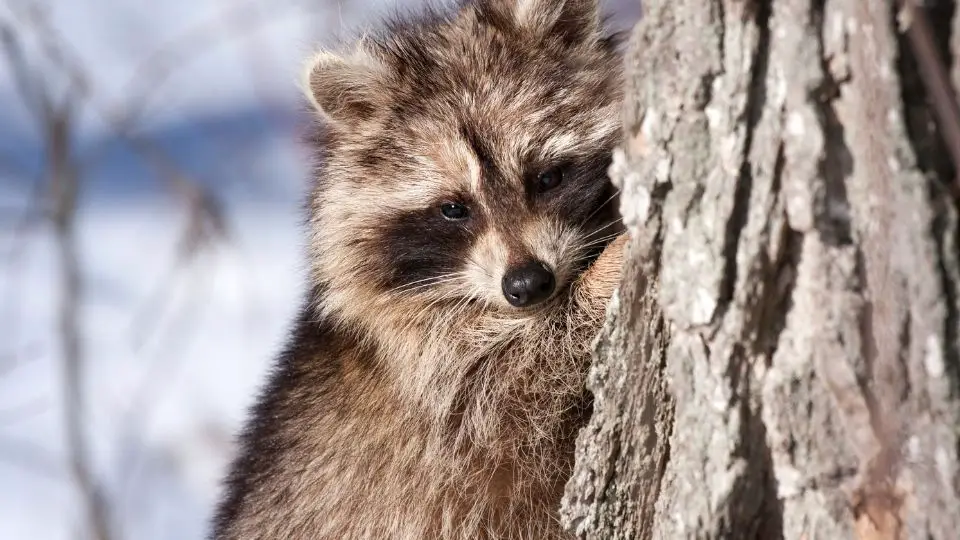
[562,1,960,538]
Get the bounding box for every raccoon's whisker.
[579,233,620,251]
[392,282,454,297]
[411,272,467,286]
[581,188,621,223]
[466,257,494,280]
[397,277,464,295]
[569,242,621,265]
[421,288,460,314]
[582,219,623,240]
[390,273,466,294]
[571,237,619,257]
[390,274,455,292]
[578,232,624,249]
[570,254,604,266]
[565,229,624,267]
[450,295,475,320]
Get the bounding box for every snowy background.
[0,1,640,538]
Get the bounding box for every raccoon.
[212,0,626,538]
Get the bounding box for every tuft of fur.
[212,0,626,538]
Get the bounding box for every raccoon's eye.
[440,202,469,221]
[536,167,564,193]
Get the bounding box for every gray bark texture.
[561,1,960,538]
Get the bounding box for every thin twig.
[896,0,960,197]
[0,16,53,124]
[48,92,113,540]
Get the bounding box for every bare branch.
[896,0,960,198]
[49,103,113,540]
[0,15,53,124]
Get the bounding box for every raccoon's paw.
[575,234,628,306]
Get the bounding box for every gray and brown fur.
[212,0,626,538]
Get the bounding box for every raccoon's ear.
[300,45,385,124]
[486,0,600,44]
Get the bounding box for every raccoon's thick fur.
[212,0,626,538]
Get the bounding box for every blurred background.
[0,0,640,538]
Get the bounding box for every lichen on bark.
[562,1,960,538]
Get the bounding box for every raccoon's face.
[305,0,622,318]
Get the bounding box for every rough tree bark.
[562,0,960,538]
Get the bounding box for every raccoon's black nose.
[502,261,556,307]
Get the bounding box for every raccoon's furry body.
[212,0,625,538]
